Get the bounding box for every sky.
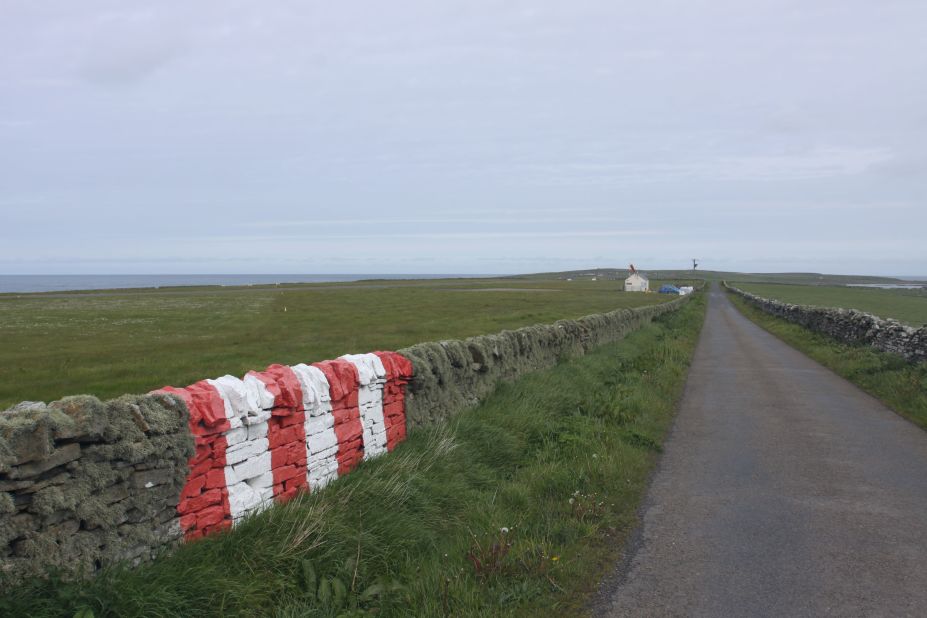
[1,1,925,276]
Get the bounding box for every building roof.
[626,272,649,281]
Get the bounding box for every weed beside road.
[729,293,927,430]
[0,293,706,617]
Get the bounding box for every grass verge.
[0,294,705,617]
[728,293,927,430]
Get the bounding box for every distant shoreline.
[0,274,489,294]
[1,271,923,295]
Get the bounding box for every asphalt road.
[596,284,927,617]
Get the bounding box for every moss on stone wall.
[399,297,689,428]
[0,393,193,581]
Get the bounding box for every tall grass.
[729,293,927,430]
[0,295,706,617]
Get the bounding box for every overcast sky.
[1,1,925,276]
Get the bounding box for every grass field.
[734,282,927,326]
[0,278,677,408]
[0,291,705,617]
[514,269,910,286]
[728,294,927,430]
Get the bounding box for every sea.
[0,274,483,294]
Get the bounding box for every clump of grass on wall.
[0,295,706,617]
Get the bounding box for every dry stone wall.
[0,294,690,581]
[0,352,412,580]
[399,295,690,427]
[726,283,927,364]
[0,394,192,579]
[157,352,412,541]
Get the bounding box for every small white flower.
[500,527,509,534]
[592,454,598,459]
[568,497,575,504]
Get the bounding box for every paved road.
[597,284,927,617]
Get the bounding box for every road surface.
[596,284,927,617]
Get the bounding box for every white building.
[625,272,649,292]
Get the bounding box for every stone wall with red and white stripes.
[0,350,411,579]
[0,292,691,580]
[157,352,412,540]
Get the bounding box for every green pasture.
[734,282,927,326]
[514,269,905,286]
[0,278,675,408]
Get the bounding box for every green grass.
[734,282,927,326]
[0,278,676,408]
[728,293,927,430]
[514,269,907,286]
[0,293,706,617]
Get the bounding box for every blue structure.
[658,284,681,294]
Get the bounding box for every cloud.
[242,216,654,229]
[514,146,894,186]
[74,9,189,86]
[713,147,894,181]
[0,0,925,276]
[79,43,179,86]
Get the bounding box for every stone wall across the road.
[725,283,926,364]
[0,294,691,581]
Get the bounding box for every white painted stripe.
[340,353,388,460]
[291,363,340,489]
[208,375,274,520]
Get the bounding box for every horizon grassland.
[733,282,927,326]
[0,276,687,408]
[4,269,923,408]
[510,268,920,286]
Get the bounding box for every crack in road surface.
[595,284,927,617]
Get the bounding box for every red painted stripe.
[256,364,304,409]
[157,350,409,541]
[158,381,233,540]
[373,351,413,451]
[248,365,308,502]
[312,359,363,475]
